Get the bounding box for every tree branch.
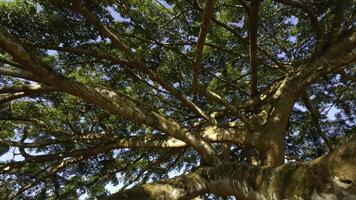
[23,41,130,66]
[0,83,53,94]
[275,0,325,56]
[0,55,22,68]
[329,0,347,44]
[275,30,356,99]
[0,90,49,105]
[211,17,284,70]
[249,0,260,98]
[0,126,251,150]
[103,167,208,200]
[237,0,249,13]
[104,136,356,199]
[192,0,215,89]
[24,42,180,95]
[9,155,87,199]
[338,69,356,82]
[0,82,54,105]
[297,31,356,89]
[0,65,42,82]
[258,31,356,166]
[71,1,216,124]
[0,27,220,166]
[302,92,333,151]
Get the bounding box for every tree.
[0,0,355,199]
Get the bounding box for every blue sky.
[0,0,345,198]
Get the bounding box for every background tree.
[0,0,355,199]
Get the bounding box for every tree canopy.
[0,0,355,199]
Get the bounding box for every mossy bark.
[104,137,356,199]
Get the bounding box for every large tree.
[0,0,355,199]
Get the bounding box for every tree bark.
[104,137,356,199]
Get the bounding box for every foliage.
[0,0,355,199]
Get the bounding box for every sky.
[0,0,345,199]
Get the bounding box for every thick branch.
[105,137,356,199]
[0,65,42,82]
[0,83,53,94]
[0,27,220,166]
[296,31,356,89]
[104,168,208,200]
[273,30,356,103]
[0,126,250,150]
[259,30,356,166]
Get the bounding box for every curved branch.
[104,168,208,200]
[104,137,356,199]
[258,31,356,166]
[273,30,356,101]
[296,31,356,89]
[0,27,220,166]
